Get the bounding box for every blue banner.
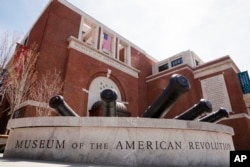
[238,71,250,94]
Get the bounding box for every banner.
[7,43,29,84]
[238,71,250,94]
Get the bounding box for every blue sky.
[1,0,250,73]
[0,0,48,33]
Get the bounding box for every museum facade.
[1,0,250,150]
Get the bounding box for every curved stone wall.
[4,117,234,166]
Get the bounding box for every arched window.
[87,76,121,113]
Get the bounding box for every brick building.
[1,0,250,150]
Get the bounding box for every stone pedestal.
[0,135,8,152]
[4,117,234,166]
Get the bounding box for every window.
[87,76,122,114]
[80,16,131,66]
[117,40,129,64]
[195,60,199,66]
[81,18,97,48]
[118,40,131,66]
[171,57,183,67]
[158,63,169,72]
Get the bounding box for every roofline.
[194,55,240,72]
[146,55,241,81]
[21,0,53,44]
[58,0,157,62]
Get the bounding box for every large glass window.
[158,63,169,72]
[171,57,183,67]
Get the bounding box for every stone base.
[0,135,8,153]
[4,117,234,166]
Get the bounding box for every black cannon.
[49,95,79,117]
[174,99,212,120]
[101,88,118,116]
[199,107,229,123]
[141,74,190,118]
[101,89,118,116]
[100,88,128,117]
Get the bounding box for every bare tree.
[0,32,22,106]
[1,32,63,117]
[5,43,39,118]
[30,69,64,116]
[0,31,22,69]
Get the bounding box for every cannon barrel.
[116,102,128,114]
[141,74,190,118]
[49,95,79,117]
[198,107,229,123]
[174,99,212,120]
[101,89,118,116]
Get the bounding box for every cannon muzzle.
[174,99,212,120]
[49,95,79,117]
[198,107,229,123]
[101,89,118,116]
[141,74,190,118]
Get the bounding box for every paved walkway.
[0,153,115,167]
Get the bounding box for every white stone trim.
[58,0,157,63]
[68,36,140,78]
[126,45,131,66]
[194,59,240,79]
[200,74,232,112]
[17,100,50,110]
[7,117,234,134]
[225,113,250,120]
[146,66,193,83]
[78,16,84,41]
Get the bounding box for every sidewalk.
[0,153,114,167]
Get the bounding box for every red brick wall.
[1,0,249,152]
[21,0,81,116]
[223,69,247,114]
[28,0,81,79]
[130,47,155,116]
[63,49,139,116]
[222,117,250,150]
[146,63,247,118]
[146,65,202,118]
[21,0,158,117]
